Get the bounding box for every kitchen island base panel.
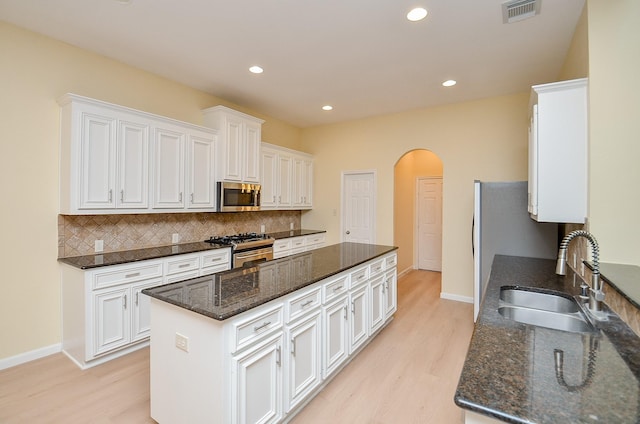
[149,299,227,424]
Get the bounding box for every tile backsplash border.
[59,210,302,257]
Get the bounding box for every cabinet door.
[244,121,261,183]
[260,149,278,209]
[349,284,368,353]
[232,333,283,424]
[80,112,117,209]
[118,119,149,209]
[292,157,305,208]
[277,155,292,207]
[152,126,185,208]
[286,312,322,412]
[302,158,313,208]
[131,279,162,342]
[322,296,349,378]
[369,274,386,334]
[384,270,397,319]
[186,132,216,209]
[224,117,243,181]
[93,286,130,357]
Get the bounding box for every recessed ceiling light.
[442,80,457,87]
[249,66,263,74]
[407,7,428,22]
[114,0,133,4]
[322,105,333,111]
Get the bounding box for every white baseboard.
[397,266,414,279]
[0,343,62,371]
[440,292,474,304]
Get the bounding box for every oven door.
[233,246,273,268]
[218,182,261,212]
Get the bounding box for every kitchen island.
[455,255,640,423]
[143,242,398,424]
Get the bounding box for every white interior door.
[417,177,442,271]
[342,171,376,243]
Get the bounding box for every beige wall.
[559,4,589,81]
[0,21,300,360]
[394,150,443,274]
[587,0,640,266]
[299,93,530,299]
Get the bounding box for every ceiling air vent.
[502,0,541,24]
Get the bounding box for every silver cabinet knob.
[346,230,350,235]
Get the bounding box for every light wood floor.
[0,270,474,424]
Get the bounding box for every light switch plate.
[175,333,189,352]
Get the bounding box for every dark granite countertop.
[58,242,229,269]
[455,255,640,423]
[268,229,326,240]
[143,242,397,321]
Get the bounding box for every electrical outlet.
[175,333,189,352]
[290,222,294,230]
[172,233,179,244]
[260,224,265,233]
[94,240,104,252]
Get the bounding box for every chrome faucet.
[555,230,605,315]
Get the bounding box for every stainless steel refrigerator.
[473,181,558,320]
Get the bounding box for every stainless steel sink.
[498,286,595,333]
[500,287,579,313]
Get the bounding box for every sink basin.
[498,286,595,333]
[500,287,579,313]
[498,306,594,333]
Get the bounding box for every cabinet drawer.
[385,254,397,269]
[290,237,306,250]
[369,259,385,277]
[350,266,369,288]
[305,233,326,246]
[201,249,230,269]
[323,274,349,304]
[166,254,200,276]
[232,303,284,353]
[273,239,292,254]
[286,287,321,323]
[92,261,163,290]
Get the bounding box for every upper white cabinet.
[201,106,264,183]
[58,94,217,214]
[528,78,588,223]
[261,142,314,210]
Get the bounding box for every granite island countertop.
[455,255,640,423]
[268,229,326,240]
[143,242,397,321]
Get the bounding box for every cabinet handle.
[209,257,222,262]
[120,189,124,202]
[291,338,296,356]
[123,294,127,309]
[125,272,140,279]
[343,305,348,320]
[333,286,343,292]
[279,196,281,203]
[190,193,194,203]
[179,192,183,202]
[382,283,386,294]
[301,299,313,308]
[178,263,190,268]
[273,196,276,202]
[276,346,282,366]
[135,292,139,306]
[351,301,355,314]
[254,321,271,332]
[108,189,113,203]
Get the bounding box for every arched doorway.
[393,149,443,276]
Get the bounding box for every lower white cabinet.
[148,251,397,424]
[61,247,231,369]
[231,332,284,424]
[273,233,326,259]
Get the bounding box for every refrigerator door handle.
[472,216,475,257]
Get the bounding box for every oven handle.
[234,247,273,260]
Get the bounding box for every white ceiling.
[0,0,585,127]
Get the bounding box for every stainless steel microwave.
[217,182,261,212]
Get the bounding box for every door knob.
[346,231,350,235]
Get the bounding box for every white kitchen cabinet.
[528,78,588,223]
[349,284,369,353]
[261,143,313,210]
[322,295,350,379]
[272,233,326,260]
[59,93,217,214]
[202,105,264,183]
[285,310,322,412]
[231,332,284,424]
[292,155,313,209]
[61,247,231,369]
[384,269,398,319]
[369,274,386,335]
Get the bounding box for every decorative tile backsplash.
[59,211,302,257]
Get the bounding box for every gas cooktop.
[204,233,275,251]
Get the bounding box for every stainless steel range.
[204,232,275,268]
